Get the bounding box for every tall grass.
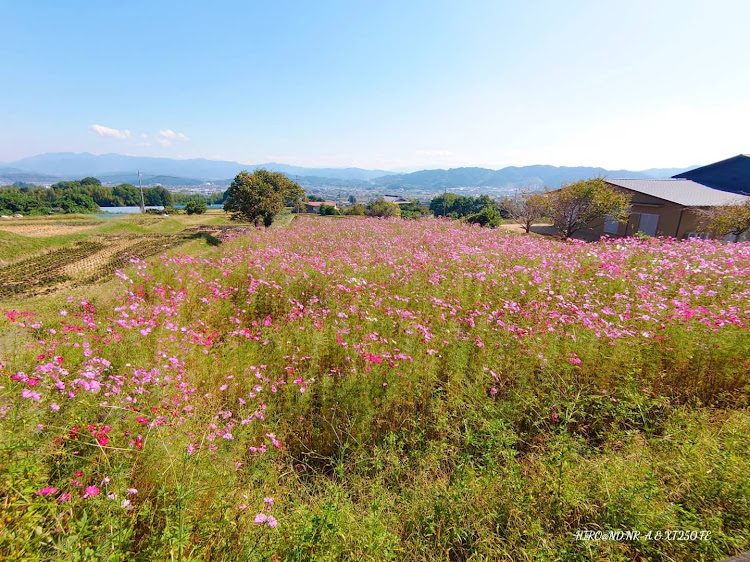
[1,217,749,560]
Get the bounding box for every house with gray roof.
[598,169,749,240]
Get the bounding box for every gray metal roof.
[605,178,749,207]
[382,195,410,203]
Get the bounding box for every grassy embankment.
[1,215,749,561]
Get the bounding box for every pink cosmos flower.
[266,433,281,449]
[35,487,59,496]
[83,485,100,498]
[21,389,41,401]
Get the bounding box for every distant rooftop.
[306,201,338,207]
[605,178,749,207]
[382,194,411,204]
[672,154,750,195]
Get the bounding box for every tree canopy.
[547,179,631,239]
[698,199,750,239]
[0,178,173,215]
[465,205,502,228]
[502,190,549,233]
[365,198,401,218]
[429,193,497,219]
[224,169,304,226]
[185,200,208,215]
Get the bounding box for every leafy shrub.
[366,198,400,217]
[343,203,366,216]
[319,204,340,216]
[185,200,207,215]
[465,205,501,228]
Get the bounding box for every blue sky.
[2,0,749,171]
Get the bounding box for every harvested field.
[0,226,248,299]
[0,222,101,237]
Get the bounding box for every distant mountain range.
[4,153,394,183]
[0,152,695,192]
[376,165,693,190]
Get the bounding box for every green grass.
[1,217,749,560]
[0,230,90,261]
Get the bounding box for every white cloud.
[156,129,190,146]
[90,124,131,140]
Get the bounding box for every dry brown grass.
[0,223,100,237]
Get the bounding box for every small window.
[603,215,620,234]
[638,213,659,237]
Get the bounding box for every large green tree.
[547,179,631,239]
[698,199,750,239]
[365,198,401,218]
[224,169,304,226]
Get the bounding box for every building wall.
[595,185,705,239]
[305,202,339,214]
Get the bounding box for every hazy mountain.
[0,167,61,184]
[255,164,394,182]
[638,167,698,179]
[7,153,395,182]
[96,173,208,187]
[374,164,693,191]
[3,152,693,191]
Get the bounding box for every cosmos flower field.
[1,216,749,560]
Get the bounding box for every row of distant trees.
[10,170,744,240]
[325,180,747,239]
[0,177,172,215]
[222,169,633,236]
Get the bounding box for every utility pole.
[138,170,146,212]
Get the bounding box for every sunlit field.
[2,215,749,561]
